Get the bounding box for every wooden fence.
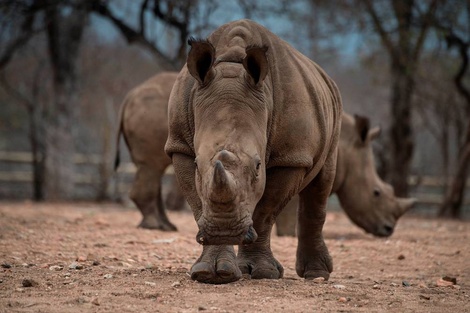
[0,150,467,206]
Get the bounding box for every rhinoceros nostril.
[382,225,394,237]
[242,225,258,245]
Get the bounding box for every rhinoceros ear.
[187,37,215,85]
[243,45,268,86]
[354,114,370,143]
[367,126,381,142]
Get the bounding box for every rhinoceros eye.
[373,188,381,197]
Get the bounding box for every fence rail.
[0,150,467,205]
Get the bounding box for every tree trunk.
[29,105,46,201]
[439,124,470,218]
[44,1,89,200]
[389,61,415,197]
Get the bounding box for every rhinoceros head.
[335,114,416,237]
[187,38,270,245]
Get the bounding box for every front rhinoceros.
[165,19,342,284]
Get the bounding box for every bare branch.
[361,0,397,59]
[412,0,439,62]
[91,1,178,70]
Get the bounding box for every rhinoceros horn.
[398,197,417,216]
[210,160,236,203]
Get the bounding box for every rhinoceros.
[115,73,414,237]
[276,114,416,237]
[165,19,342,284]
[114,72,183,231]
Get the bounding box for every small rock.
[442,276,457,284]
[76,256,87,262]
[397,254,405,260]
[198,306,207,311]
[402,281,411,287]
[436,278,454,287]
[103,274,113,279]
[117,262,132,268]
[171,281,181,288]
[145,281,156,287]
[452,285,461,290]
[1,263,12,269]
[373,284,380,289]
[419,295,430,300]
[312,277,325,283]
[49,265,63,271]
[92,260,100,266]
[390,282,399,287]
[338,297,348,303]
[418,282,428,288]
[21,279,37,287]
[68,262,84,270]
[333,284,346,290]
[91,298,100,306]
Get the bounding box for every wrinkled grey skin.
[276,114,416,237]
[165,20,342,284]
[114,72,184,231]
[117,74,415,238]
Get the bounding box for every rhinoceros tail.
[114,96,127,171]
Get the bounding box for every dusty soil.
[0,202,469,313]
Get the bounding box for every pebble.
[390,282,399,287]
[172,281,181,288]
[22,279,37,287]
[419,295,431,300]
[333,284,346,290]
[397,254,405,260]
[92,260,100,266]
[338,297,348,303]
[69,262,84,270]
[1,263,12,269]
[49,265,63,271]
[372,284,380,289]
[103,274,113,279]
[145,281,156,287]
[312,277,325,284]
[402,281,411,287]
[76,256,87,262]
[91,298,100,306]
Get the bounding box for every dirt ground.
[0,202,469,313]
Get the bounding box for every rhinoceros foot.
[190,245,241,284]
[237,247,284,279]
[295,244,333,280]
[138,215,177,231]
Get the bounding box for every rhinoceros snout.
[241,225,258,245]
[374,224,394,237]
[195,224,257,245]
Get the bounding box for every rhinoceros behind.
[116,75,414,238]
[165,19,342,284]
[114,72,183,231]
[276,114,416,237]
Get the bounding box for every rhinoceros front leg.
[296,152,336,280]
[238,167,307,279]
[172,153,241,284]
[190,245,241,284]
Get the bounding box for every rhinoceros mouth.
[196,216,257,245]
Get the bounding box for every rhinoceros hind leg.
[190,245,241,284]
[130,165,177,231]
[138,213,177,231]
